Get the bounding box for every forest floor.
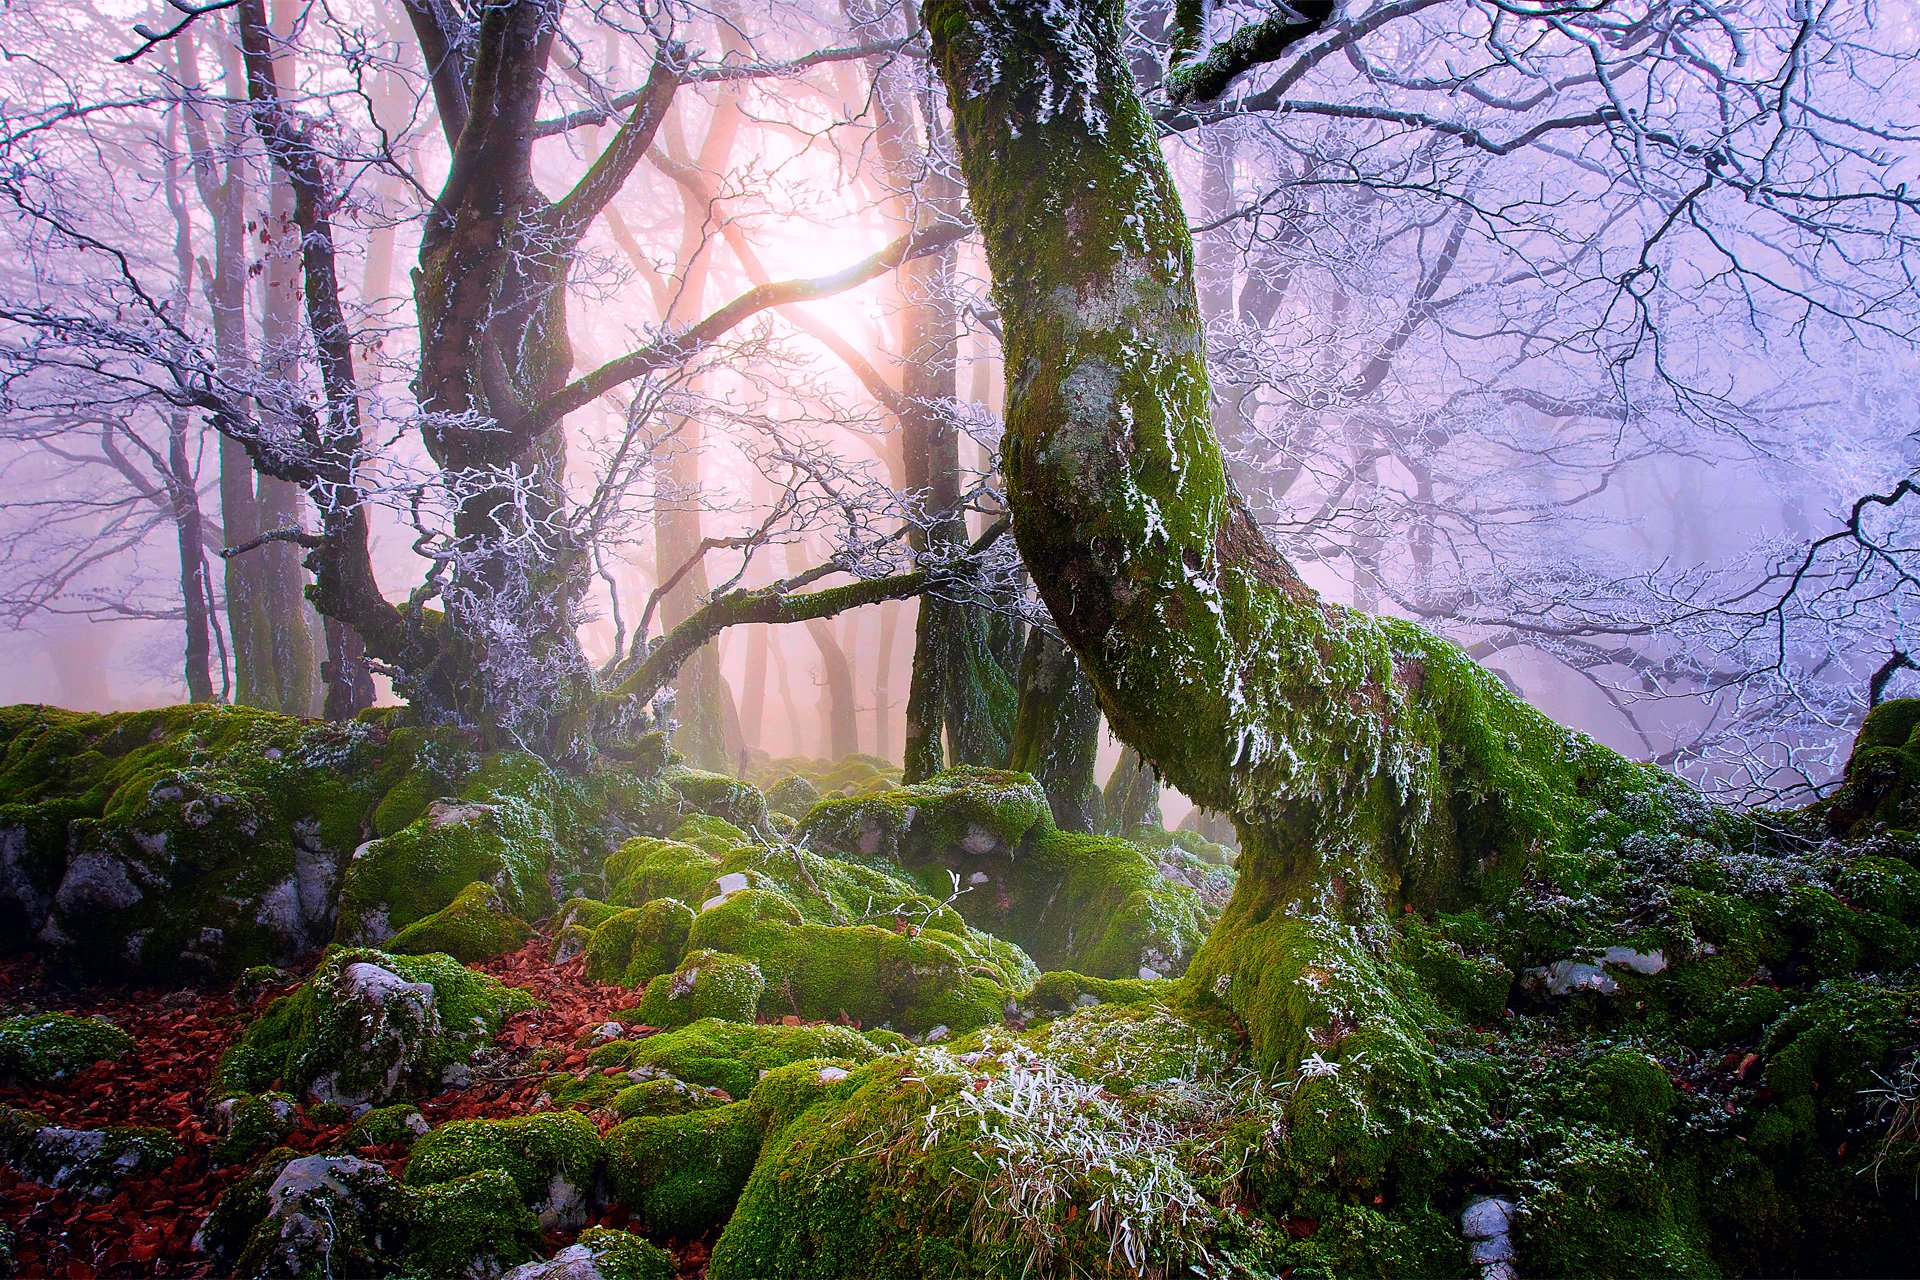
[0,934,714,1279]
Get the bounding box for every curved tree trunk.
[926,0,1659,1082]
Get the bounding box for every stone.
[1600,946,1667,975]
[1461,1197,1515,1240]
[503,1243,607,1280]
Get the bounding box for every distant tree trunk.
[1009,626,1101,831]
[1102,746,1162,836]
[741,624,770,752]
[927,0,1659,1084]
[167,409,217,702]
[872,601,899,760]
[784,540,859,761]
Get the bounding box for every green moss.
[210,1091,296,1166]
[573,1227,678,1280]
[1021,970,1162,1016]
[671,813,753,855]
[665,766,770,830]
[344,1103,428,1149]
[681,888,1014,1033]
[605,836,721,907]
[336,797,557,943]
[764,774,822,819]
[796,766,1049,864]
[585,898,694,986]
[609,1075,730,1119]
[405,1109,600,1228]
[0,1012,133,1082]
[604,1101,768,1237]
[589,1018,895,1101]
[398,1167,543,1278]
[1399,914,1514,1024]
[214,947,536,1107]
[388,880,531,962]
[632,949,766,1028]
[0,1105,181,1197]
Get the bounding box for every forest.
[0,0,1917,1276]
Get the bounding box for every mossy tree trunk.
[926,0,1657,1079]
[1009,626,1101,831]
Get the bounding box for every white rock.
[1137,966,1162,980]
[817,1065,849,1082]
[967,871,991,885]
[1535,960,1617,997]
[1600,946,1667,975]
[924,1025,950,1043]
[587,1020,624,1046]
[502,1244,606,1280]
[715,872,750,895]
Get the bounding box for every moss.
[795,766,1049,864]
[335,797,557,943]
[681,888,1014,1033]
[764,773,822,819]
[707,1003,1268,1279]
[604,836,721,907]
[1399,913,1514,1024]
[1022,970,1162,1016]
[604,1101,768,1237]
[609,1075,730,1119]
[584,898,694,986]
[387,880,531,962]
[632,949,766,1028]
[589,1018,895,1101]
[0,1012,134,1082]
[214,947,536,1108]
[556,896,625,932]
[210,1091,296,1166]
[0,1106,181,1197]
[671,813,753,855]
[665,766,770,830]
[1824,699,1920,836]
[398,1167,544,1278]
[574,1227,678,1280]
[405,1109,600,1229]
[344,1103,428,1149]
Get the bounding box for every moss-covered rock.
[585,898,694,986]
[586,1018,897,1102]
[336,799,557,945]
[213,947,536,1112]
[508,1228,677,1280]
[665,767,769,830]
[605,1100,767,1237]
[202,1149,543,1279]
[1824,699,1920,837]
[1020,970,1163,1017]
[604,836,721,908]
[405,1109,601,1230]
[631,948,766,1028]
[209,1091,296,1166]
[388,880,532,962]
[0,1105,180,1197]
[343,1102,429,1150]
[796,766,1218,980]
[763,773,822,820]
[0,1011,133,1082]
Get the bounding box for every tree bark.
[926,0,1661,1082]
[1009,626,1101,831]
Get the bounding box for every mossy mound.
[604,835,721,907]
[0,1011,133,1082]
[515,1229,677,1280]
[213,947,536,1112]
[406,1109,600,1230]
[605,1101,767,1238]
[797,766,1223,979]
[584,898,695,986]
[208,1091,296,1166]
[388,880,532,962]
[0,704,673,980]
[200,1151,541,1279]
[747,753,902,802]
[1824,699,1920,838]
[0,1105,181,1198]
[663,766,769,831]
[579,1018,897,1102]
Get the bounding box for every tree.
[921,0,1918,1086]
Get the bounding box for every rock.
[244,1155,399,1277]
[1461,1197,1515,1239]
[212,948,535,1111]
[817,1065,849,1082]
[1532,960,1618,996]
[0,1106,180,1197]
[1600,946,1667,975]
[504,1243,606,1280]
[0,1012,134,1083]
